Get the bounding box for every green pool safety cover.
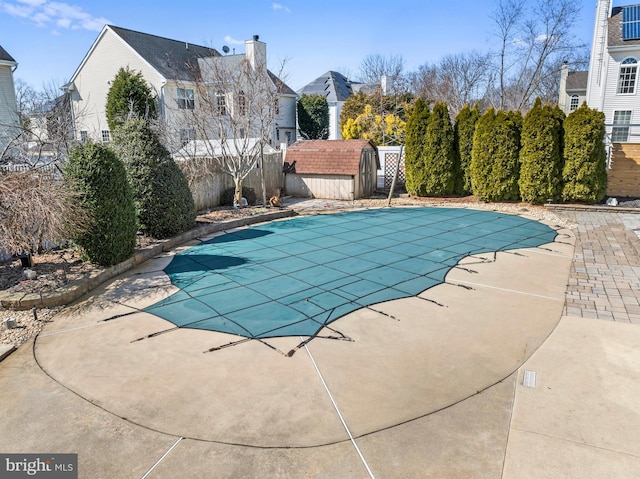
[144,207,557,339]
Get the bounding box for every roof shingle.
[109,25,220,81]
[284,140,376,176]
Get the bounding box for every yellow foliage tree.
[341,104,405,145]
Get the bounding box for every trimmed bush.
[111,119,196,239]
[423,102,457,196]
[404,98,430,196]
[471,109,522,201]
[562,104,607,203]
[106,67,157,131]
[454,104,480,195]
[64,142,137,266]
[519,99,566,204]
[221,186,257,206]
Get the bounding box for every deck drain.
[523,370,537,388]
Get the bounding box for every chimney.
[245,34,266,71]
[559,61,569,111]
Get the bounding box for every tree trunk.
[234,177,243,208]
[259,142,267,207]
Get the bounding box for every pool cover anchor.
[203,337,288,356]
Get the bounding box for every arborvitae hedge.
[470,108,496,201]
[106,67,157,131]
[64,142,137,266]
[454,104,480,195]
[562,104,607,203]
[471,109,522,201]
[111,119,196,239]
[423,102,457,196]
[404,98,430,196]
[519,98,565,204]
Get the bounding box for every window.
[570,95,579,111]
[237,91,246,116]
[179,128,195,147]
[285,131,292,144]
[274,98,280,115]
[618,58,638,94]
[101,130,110,143]
[623,5,640,40]
[80,130,88,142]
[239,127,246,138]
[177,88,194,109]
[612,110,632,142]
[213,91,227,115]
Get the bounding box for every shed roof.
[284,140,376,176]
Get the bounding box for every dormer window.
[617,58,638,94]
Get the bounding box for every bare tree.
[488,0,586,112]
[1,80,75,170]
[409,52,493,116]
[358,53,407,94]
[172,46,285,207]
[0,170,89,254]
[0,80,85,257]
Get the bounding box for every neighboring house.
[283,139,379,200]
[64,26,296,149]
[586,1,640,196]
[558,62,588,115]
[297,71,378,140]
[0,45,20,157]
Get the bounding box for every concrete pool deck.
[1,202,640,478]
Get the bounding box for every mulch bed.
[0,207,270,295]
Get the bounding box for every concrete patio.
[1,203,639,478]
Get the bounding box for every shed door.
[359,151,374,197]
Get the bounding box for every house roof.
[566,71,588,92]
[284,139,376,176]
[297,71,379,102]
[109,26,220,81]
[0,45,17,65]
[609,6,640,48]
[268,71,296,96]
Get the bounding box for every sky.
[0,0,625,93]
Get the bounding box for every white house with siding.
[558,62,588,115]
[586,0,640,143]
[0,45,20,156]
[65,25,296,149]
[586,1,640,196]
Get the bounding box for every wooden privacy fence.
[607,143,640,198]
[180,152,285,211]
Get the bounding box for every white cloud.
[224,35,244,45]
[0,0,110,32]
[272,2,291,14]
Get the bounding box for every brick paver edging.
[0,209,295,311]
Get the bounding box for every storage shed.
[283,140,379,200]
